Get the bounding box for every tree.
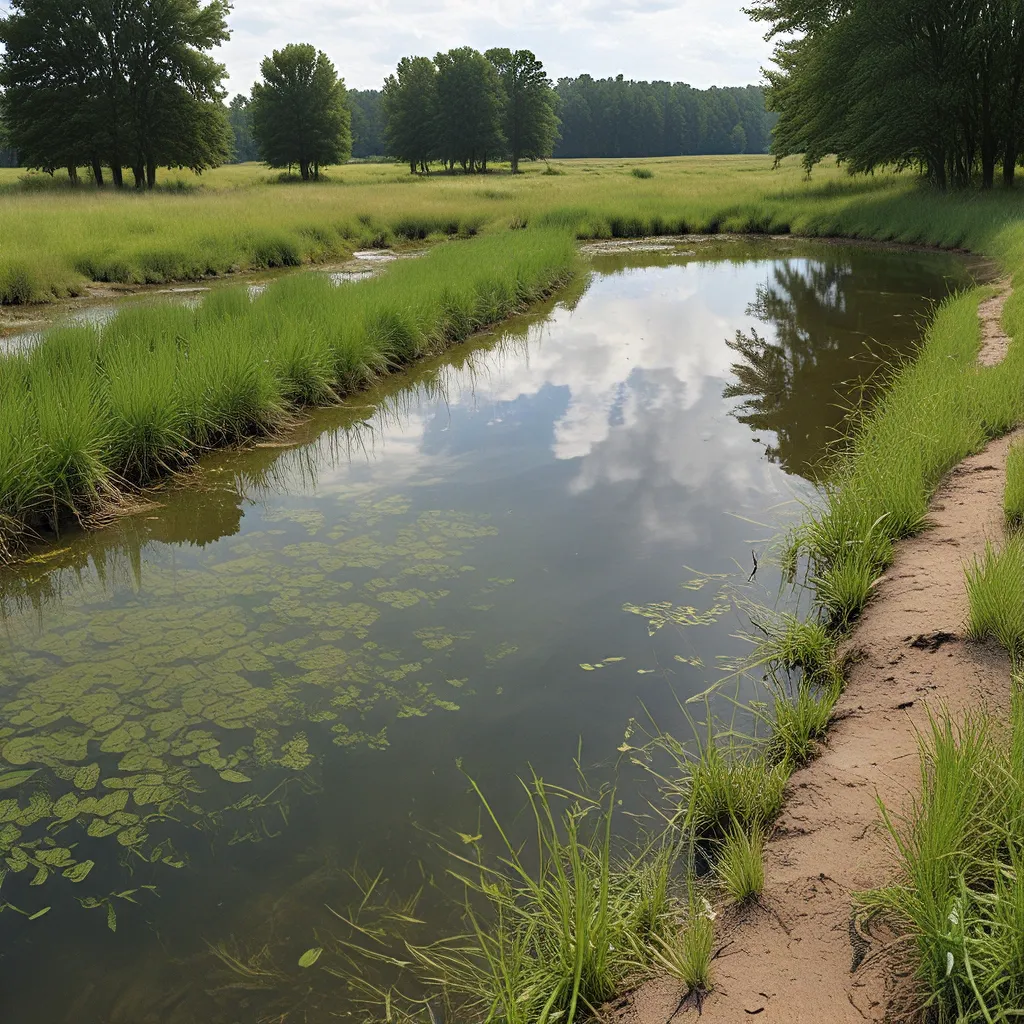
[484,48,559,173]
[434,47,505,172]
[550,76,774,158]
[348,89,384,158]
[250,43,351,181]
[747,0,1024,188]
[0,0,231,189]
[381,56,438,173]
[227,94,259,162]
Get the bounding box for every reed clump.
[1005,441,1024,529]
[966,537,1024,660]
[861,696,1024,1022]
[336,775,712,1024]
[0,229,578,560]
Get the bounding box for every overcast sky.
[220,0,774,95]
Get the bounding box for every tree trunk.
[410,160,416,174]
[66,165,79,185]
[147,160,157,189]
[511,152,519,174]
[299,160,310,181]
[132,164,145,189]
[111,165,124,189]
[91,159,105,187]
[981,88,996,189]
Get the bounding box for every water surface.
[0,239,976,1022]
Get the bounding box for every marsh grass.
[791,283,1024,627]
[649,889,715,994]
[765,680,840,768]
[0,229,578,558]
[716,824,765,904]
[861,697,1024,1021]
[4,155,1024,304]
[1005,441,1024,530]
[965,538,1024,659]
[652,729,788,841]
[336,774,700,1024]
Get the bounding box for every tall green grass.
[0,229,578,560]
[1005,441,1024,529]
[862,698,1024,1022]
[337,775,709,1024]
[966,538,1024,659]
[4,155,1024,304]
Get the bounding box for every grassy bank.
[0,228,577,562]
[3,155,1024,305]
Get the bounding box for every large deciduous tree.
[484,48,559,173]
[0,0,232,188]
[381,56,438,173]
[747,0,1024,188]
[434,47,505,172]
[249,44,352,181]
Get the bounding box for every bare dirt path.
[617,293,1017,1023]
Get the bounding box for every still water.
[0,239,976,1022]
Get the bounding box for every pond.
[0,238,979,1022]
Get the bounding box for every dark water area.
[0,239,978,1022]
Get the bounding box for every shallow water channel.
[0,239,978,1022]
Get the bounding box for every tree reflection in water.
[725,251,973,482]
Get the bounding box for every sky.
[220,0,775,96]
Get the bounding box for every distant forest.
[236,79,775,163]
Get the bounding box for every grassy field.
[3,155,1024,305]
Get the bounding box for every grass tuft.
[1006,441,1024,530]
[649,890,715,995]
[861,703,1024,1020]
[965,538,1024,659]
[716,823,765,905]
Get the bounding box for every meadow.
[2,155,1024,306]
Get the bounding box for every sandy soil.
[978,284,1013,366]
[616,293,1016,1023]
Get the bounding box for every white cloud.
[220,0,772,94]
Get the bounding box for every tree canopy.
[434,47,506,172]
[250,44,352,180]
[0,0,232,188]
[349,89,384,158]
[748,0,1024,187]
[553,78,774,158]
[381,56,439,173]
[485,49,559,172]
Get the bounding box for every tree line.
[554,79,773,158]
[750,0,1024,188]
[0,1,774,186]
[0,1,352,186]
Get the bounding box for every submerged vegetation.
[0,228,576,562]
